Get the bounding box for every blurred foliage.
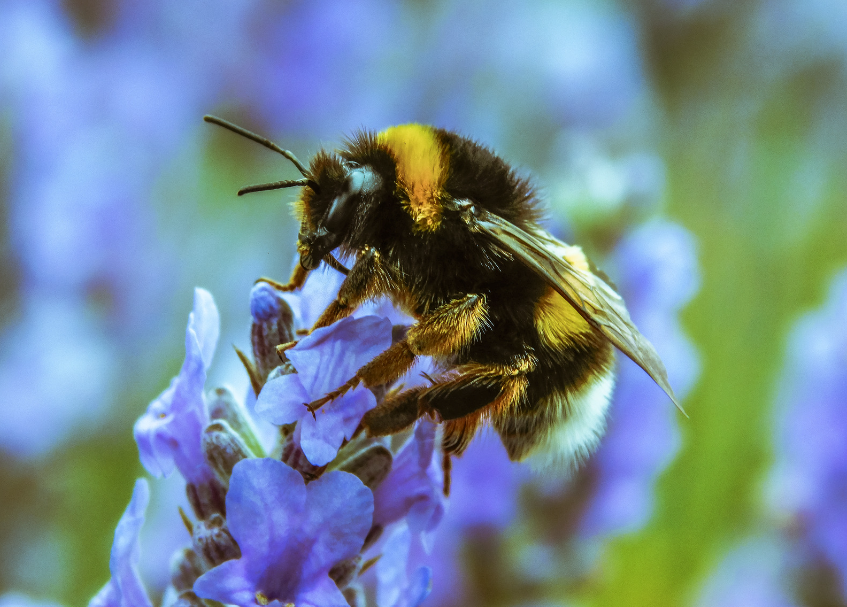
[584,3,847,605]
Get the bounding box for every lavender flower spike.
[193,458,374,607]
[768,268,847,589]
[89,479,153,607]
[255,315,392,466]
[134,288,219,484]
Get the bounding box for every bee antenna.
[238,179,312,196]
[203,115,320,192]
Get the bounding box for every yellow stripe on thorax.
[534,244,593,348]
[377,124,446,231]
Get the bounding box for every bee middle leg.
[312,248,392,330]
[257,263,309,292]
[306,293,489,412]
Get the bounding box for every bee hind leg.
[362,372,502,452]
[313,248,388,330]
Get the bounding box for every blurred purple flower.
[376,523,432,607]
[446,430,530,530]
[134,288,219,484]
[373,420,445,538]
[246,0,412,137]
[694,537,799,607]
[580,220,700,538]
[255,315,392,466]
[768,268,847,586]
[193,458,373,607]
[0,594,63,607]
[0,297,116,458]
[421,431,529,607]
[422,0,644,135]
[89,479,153,607]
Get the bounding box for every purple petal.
[768,269,847,583]
[194,459,308,605]
[133,321,210,484]
[299,386,377,466]
[133,290,219,484]
[223,459,307,563]
[89,479,153,607]
[296,576,350,607]
[403,566,433,607]
[373,420,445,536]
[193,559,256,607]
[378,524,435,607]
[580,220,699,538]
[255,374,312,426]
[1,594,63,607]
[446,430,529,529]
[189,288,220,370]
[413,531,463,607]
[287,316,392,396]
[132,381,178,478]
[300,471,374,580]
[376,523,412,607]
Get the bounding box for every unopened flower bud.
[202,420,254,487]
[185,476,227,520]
[337,444,393,490]
[206,388,265,457]
[170,548,205,592]
[170,590,206,607]
[193,513,241,567]
[250,282,295,379]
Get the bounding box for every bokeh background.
[1,0,846,605]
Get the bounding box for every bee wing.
[472,208,685,415]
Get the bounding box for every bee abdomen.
[494,367,616,472]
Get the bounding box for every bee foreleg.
[313,248,391,330]
[256,263,309,292]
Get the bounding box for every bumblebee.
[205,115,682,471]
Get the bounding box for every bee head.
[202,116,388,272]
[295,152,383,270]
